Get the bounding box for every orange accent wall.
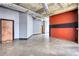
[50,28,77,42]
[49,10,78,42]
[50,10,78,25]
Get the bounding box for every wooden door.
[7,21,13,41]
[2,20,14,42]
[2,20,7,42]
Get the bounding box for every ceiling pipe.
[0,3,43,19]
[42,3,49,12]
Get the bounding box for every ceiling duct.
[42,3,49,12]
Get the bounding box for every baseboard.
[33,33,42,35]
[14,33,42,40]
[14,35,33,40]
[27,34,33,39]
[14,38,20,40]
[14,38,27,40]
[19,38,28,40]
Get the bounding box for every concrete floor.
[0,34,79,56]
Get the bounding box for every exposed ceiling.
[16,3,78,17]
[17,3,43,12]
[0,3,78,19]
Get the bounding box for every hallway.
[0,34,79,56]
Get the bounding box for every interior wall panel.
[0,7,19,39]
[33,19,42,34]
[49,9,78,43]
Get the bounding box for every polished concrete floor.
[0,34,79,56]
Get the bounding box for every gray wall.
[27,14,33,38]
[78,7,79,44]
[19,12,27,38]
[19,12,34,38]
[33,19,42,34]
[78,4,79,44]
[0,7,19,39]
[19,13,43,38]
[78,29,79,44]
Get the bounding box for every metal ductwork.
[0,3,43,19]
[42,3,49,12]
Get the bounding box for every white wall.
[0,7,49,39]
[43,18,49,33]
[33,19,42,34]
[0,7,35,39]
[19,12,27,38]
[0,7,19,39]
[78,7,79,44]
[19,13,34,38]
[27,14,33,38]
[19,13,42,38]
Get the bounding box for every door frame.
[0,19,14,40]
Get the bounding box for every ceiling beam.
[0,3,44,19]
